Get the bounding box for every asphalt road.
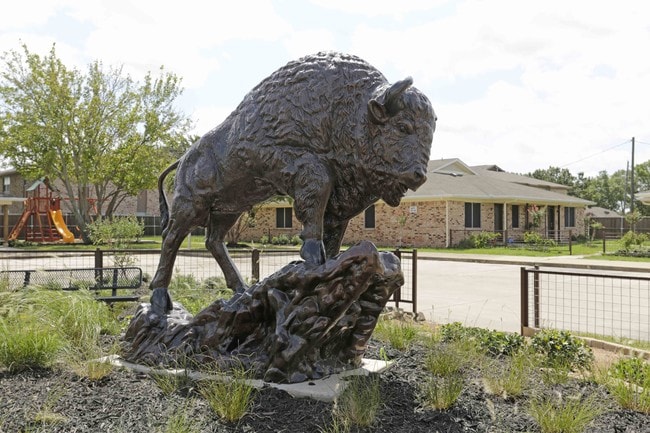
[416,253,650,338]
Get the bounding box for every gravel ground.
[1,341,649,433]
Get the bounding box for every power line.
[559,139,631,168]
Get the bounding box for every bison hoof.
[150,287,173,315]
[300,239,326,265]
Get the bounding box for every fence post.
[520,267,528,336]
[393,248,402,309]
[533,265,540,328]
[95,248,103,287]
[252,249,260,283]
[602,230,606,254]
[568,230,572,255]
[412,249,418,314]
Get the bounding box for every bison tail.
[158,160,179,238]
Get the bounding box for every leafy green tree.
[0,44,191,241]
[528,166,576,188]
[632,161,650,215]
[581,170,625,212]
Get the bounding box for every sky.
[1,0,649,177]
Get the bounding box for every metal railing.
[520,266,650,342]
[0,247,418,313]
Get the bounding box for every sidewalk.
[417,251,650,272]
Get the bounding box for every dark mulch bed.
[1,341,648,433]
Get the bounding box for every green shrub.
[619,230,649,251]
[610,357,649,387]
[455,232,500,249]
[86,216,144,247]
[531,329,594,371]
[524,231,557,249]
[606,359,650,414]
[439,322,524,357]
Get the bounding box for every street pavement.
[415,252,650,334]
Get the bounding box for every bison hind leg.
[206,212,247,292]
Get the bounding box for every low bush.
[439,322,524,357]
[531,329,594,371]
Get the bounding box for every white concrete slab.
[100,355,393,402]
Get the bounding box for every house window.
[2,176,9,194]
[564,207,576,227]
[494,204,504,231]
[464,202,481,228]
[512,205,520,228]
[276,207,293,228]
[364,204,375,229]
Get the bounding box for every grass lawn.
[10,236,650,265]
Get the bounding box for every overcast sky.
[1,0,649,177]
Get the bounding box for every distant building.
[246,159,594,248]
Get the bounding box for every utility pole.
[631,137,635,213]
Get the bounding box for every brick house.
[2,159,594,248]
[244,159,594,248]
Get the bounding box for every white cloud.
[1,0,648,177]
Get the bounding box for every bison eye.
[398,122,414,134]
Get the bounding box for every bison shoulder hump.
[229,52,387,151]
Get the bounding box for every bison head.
[366,78,436,207]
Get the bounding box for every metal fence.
[0,247,418,313]
[520,266,650,342]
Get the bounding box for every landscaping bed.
[1,285,649,432]
[1,328,649,432]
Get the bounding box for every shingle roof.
[403,159,594,206]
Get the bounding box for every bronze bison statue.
[150,51,436,313]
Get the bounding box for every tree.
[0,44,191,241]
[580,170,625,212]
[528,166,576,188]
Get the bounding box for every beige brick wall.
[246,200,589,248]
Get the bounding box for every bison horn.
[368,77,413,124]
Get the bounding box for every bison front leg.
[292,161,332,266]
[323,217,350,259]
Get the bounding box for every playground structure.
[8,178,75,243]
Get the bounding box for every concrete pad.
[100,355,393,402]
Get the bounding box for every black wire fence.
[521,266,650,343]
[0,247,418,313]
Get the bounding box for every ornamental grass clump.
[528,394,603,433]
[482,349,533,398]
[372,317,420,351]
[198,364,256,422]
[0,317,64,372]
[420,374,464,410]
[333,374,382,428]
